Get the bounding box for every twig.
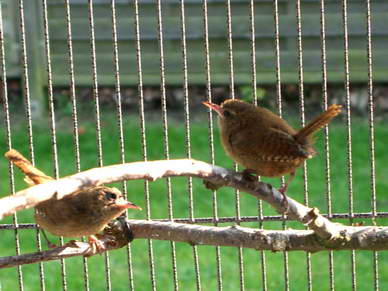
[1,219,388,269]
[0,158,347,239]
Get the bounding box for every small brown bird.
[203,99,342,199]
[5,149,141,252]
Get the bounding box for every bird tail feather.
[295,104,342,142]
[4,149,53,185]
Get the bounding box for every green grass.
[1,112,388,291]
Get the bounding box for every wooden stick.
[0,149,356,240]
[1,219,388,269]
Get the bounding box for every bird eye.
[223,110,232,118]
[105,192,117,200]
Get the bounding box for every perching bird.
[5,149,141,252]
[203,99,342,200]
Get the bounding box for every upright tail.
[295,104,342,142]
[4,149,53,185]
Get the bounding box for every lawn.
[1,110,388,290]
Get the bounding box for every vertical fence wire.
[41,2,69,290]
[63,1,91,289]
[272,0,289,290]
[341,1,357,290]
[155,0,180,290]
[365,0,379,290]
[225,1,245,290]
[248,1,267,290]
[202,0,223,290]
[110,0,126,206]
[273,0,283,118]
[0,3,24,291]
[179,2,194,290]
[133,1,156,290]
[18,0,34,163]
[155,1,175,289]
[17,0,47,290]
[63,2,81,177]
[41,0,59,179]
[294,1,312,290]
[87,1,103,167]
[319,0,335,289]
[109,1,137,290]
[179,1,201,289]
[87,1,113,290]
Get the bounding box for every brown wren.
[5,149,141,252]
[203,99,342,199]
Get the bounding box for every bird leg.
[116,215,134,243]
[277,172,296,211]
[241,169,259,182]
[278,187,289,212]
[87,234,106,255]
[203,179,224,191]
[40,229,58,249]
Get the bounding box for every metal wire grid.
[0,4,24,291]
[0,0,380,290]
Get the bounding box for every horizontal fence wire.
[3,210,388,231]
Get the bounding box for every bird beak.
[116,200,142,211]
[125,202,142,210]
[202,101,224,117]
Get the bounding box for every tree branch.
[0,159,350,240]
[1,219,388,269]
[0,218,132,268]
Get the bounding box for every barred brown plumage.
[203,99,342,204]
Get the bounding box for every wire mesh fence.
[0,0,386,290]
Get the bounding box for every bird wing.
[229,126,315,162]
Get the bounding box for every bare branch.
[0,159,347,239]
[0,159,213,218]
[1,219,388,269]
[129,220,388,251]
[0,218,131,269]
[0,241,100,269]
